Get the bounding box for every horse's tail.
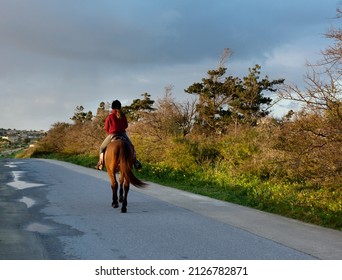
[120,141,146,188]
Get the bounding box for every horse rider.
[95,100,142,170]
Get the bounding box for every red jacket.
[105,110,128,134]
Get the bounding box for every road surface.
[0,158,341,260]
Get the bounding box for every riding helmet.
[111,100,121,109]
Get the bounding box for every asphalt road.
[0,158,341,260]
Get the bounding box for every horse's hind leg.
[121,182,129,213]
[111,183,119,208]
[119,184,123,203]
[119,175,124,203]
[107,169,119,208]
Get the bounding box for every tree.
[278,8,342,117]
[83,102,109,155]
[185,66,236,134]
[92,101,109,132]
[229,65,284,126]
[321,8,342,72]
[36,122,71,153]
[177,98,197,136]
[131,86,191,140]
[123,92,155,122]
[275,8,342,186]
[70,105,93,125]
[185,63,284,134]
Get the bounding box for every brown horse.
[104,136,146,213]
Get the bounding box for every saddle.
[110,133,127,142]
[97,133,141,170]
[109,134,134,154]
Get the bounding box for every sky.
[0,0,340,131]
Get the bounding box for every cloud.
[262,35,328,86]
[0,0,339,130]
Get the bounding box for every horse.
[104,136,146,213]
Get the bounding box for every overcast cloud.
[0,0,340,130]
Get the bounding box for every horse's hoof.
[112,203,119,208]
[119,197,123,203]
[121,208,127,213]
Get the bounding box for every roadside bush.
[273,111,342,187]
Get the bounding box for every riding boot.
[133,158,142,170]
[131,148,142,169]
[95,153,104,170]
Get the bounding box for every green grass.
[27,152,342,230]
[136,163,342,230]
[33,152,99,168]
